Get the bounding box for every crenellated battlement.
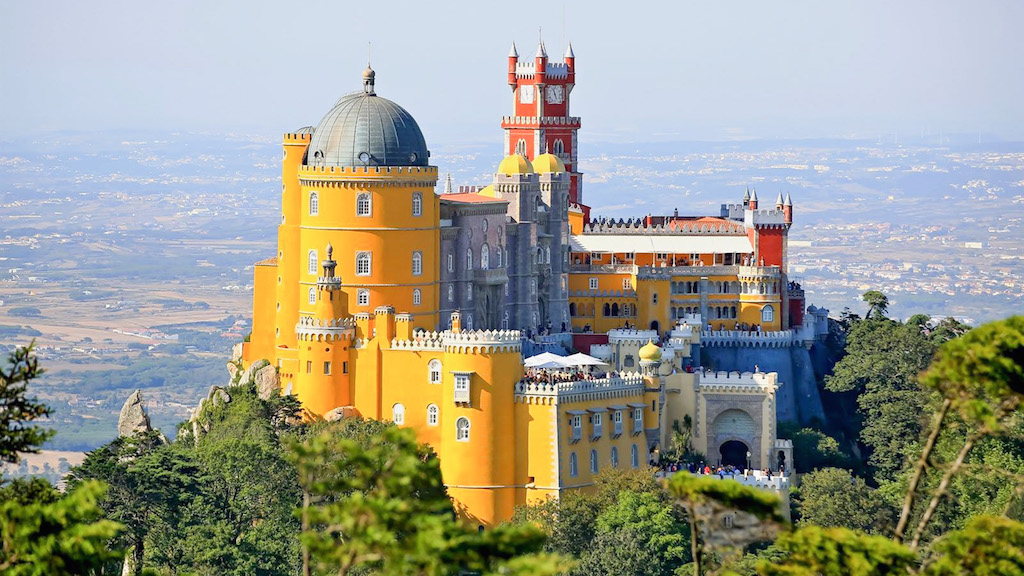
[514,373,646,404]
[442,329,522,353]
[283,132,313,143]
[298,164,438,186]
[607,328,659,345]
[390,331,444,351]
[700,329,795,348]
[295,316,355,342]
[568,288,637,298]
[698,370,779,392]
[501,115,581,127]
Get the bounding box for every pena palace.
[240,40,831,527]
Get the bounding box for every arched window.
[465,314,473,330]
[731,306,737,319]
[412,289,422,306]
[466,247,473,270]
[495,246,502,268]
[467,284,473,301]
[308,287,316,305]
[392,403,405,425]
[631,444,640,468]
[446,253,453,272]
[356,252,371,276]
[427,404,438,426]
[309,191,319,216]
[603,303,611,317]
[569,302,577,316]
[412,192,422,216]
[481,244,489,270]
[611,446,619,468]
[356,193,371,216]
[569,452,578,477]
[553,139,564,155]
[762,305,774,323]
[308,250,318,274]
[590,449,598,474]
[428,359,442,384]
[357,289,369,307]
[456,417,470,442]
[515,139,527,156]
[412,252,423,276]
[502,311,510,330]
[448,285,454,302]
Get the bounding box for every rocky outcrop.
[117,390,154,438]
[253,363,279,401]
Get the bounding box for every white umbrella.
[524,352,570,369]
[565,352,608,367]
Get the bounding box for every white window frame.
[357,289,369,307]
[481,244,489,270]
[356,252,371,276]
[308,250,318,274]
[589,277,598,290]
[762,304,775,323]
[623,278,632,290]
[309,191,319,216]
[412,251,423,276]
[412,192,422,216]
[612,410,623,436]
[467,284,473,301]
[454,373,471,404]
[392,403,405,425]
[356,193,372,216]
[323,361,331,375]
[592,413,603,439]
[308,287,316,305]
[633,408,643,434]
[428,359,442,384]
[456,417,471,441]
[447,285,454,302]
[495,247,502,268]
[466,247,473,271]
[412,289,422,306]
[570,415,582,441]
[447,253,453,272]
[427,404,439,426]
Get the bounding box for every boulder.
[235,358,270,388]
[117,390,153,438]
[254,364,280,400]
[226,361,239,383]
[231,342,243,362]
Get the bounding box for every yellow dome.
[497,154,534,175]
[639,339,662,362]
[477,184,497,197]
[532,153,565,173]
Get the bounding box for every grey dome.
[306,77,429,168]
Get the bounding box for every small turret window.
[481,244,489,270]
[309,191,319,216]
[308,250,318,274]
[356,193,372,216]
[553,139,564,155]
[428,359,442,384]
[357,289,369,307]
[392,403,405,425]
[308,287,316,305]
[447,254,454,273]
[456,417,471,442]
[412,252,423,276]
[448,285,454,302]
[412,192,422,216]
[427,404,439,426]
[515,139,527,156]
[466,247,473,271]
[495,247,502,268]
[413,289,422,306]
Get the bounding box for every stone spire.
[564,42,575,59]
[443,172,453,195]
[509,42,519,58]
[784,192,792,206]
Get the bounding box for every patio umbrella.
[564,352,608,367]
[524,352,570,369]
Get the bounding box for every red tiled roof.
[254,257,278,266]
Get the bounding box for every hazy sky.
[2,0,1022,144]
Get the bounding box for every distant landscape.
[1,131,1021,450]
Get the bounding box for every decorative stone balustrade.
[607,328,658,344]
[568,263,635,273]
[737,265,781,278]
[636,265,738,279]
[515,373,646,404]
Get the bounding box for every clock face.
[519,85,534,104]
[545,85,564,104]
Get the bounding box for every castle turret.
[507,42,518,87]
[783,193,793,224]
[564,42,575,82]
[749,188,758,210]
[775,192,784,210]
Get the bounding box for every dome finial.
[363,42,376,95]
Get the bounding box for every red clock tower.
[503,40,584,207]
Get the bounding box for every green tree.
[778,425,849,473]
[578,490,690,576]
[668,472,785,575]
[291,424,567,576]
[792,468,892,534]
[861,290,889,319]
[757,526,915,576]
[921,515,1024,576]
[0,344,53,463]
[0,480,123,575]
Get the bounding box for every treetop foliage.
[0,343,53,464]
